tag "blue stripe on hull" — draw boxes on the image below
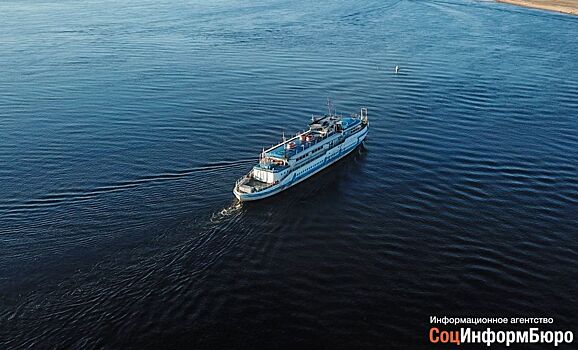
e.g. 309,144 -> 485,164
293,137 -> 360,182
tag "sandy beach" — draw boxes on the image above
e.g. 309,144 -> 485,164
497,0 -> 578,15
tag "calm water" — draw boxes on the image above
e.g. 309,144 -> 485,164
1,0 -> 577,348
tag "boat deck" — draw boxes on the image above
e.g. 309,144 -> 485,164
254,162 -> 288,171
245,177 -> 269,188
266,132 -> 323,159
341,117 -> 360,130
266,117 -> 359,159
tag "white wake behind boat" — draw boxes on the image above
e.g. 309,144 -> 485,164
233,105 -> 368,201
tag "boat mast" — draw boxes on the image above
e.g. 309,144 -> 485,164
327,97 -> 333,116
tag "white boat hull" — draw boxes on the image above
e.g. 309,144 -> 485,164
234,125 -> 368,201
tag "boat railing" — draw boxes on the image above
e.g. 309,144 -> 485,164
236,169 -> 253,186
235,168 -> 281,193
247,168 -> 296,193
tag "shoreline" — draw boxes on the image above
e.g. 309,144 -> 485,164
497,0 -> 578,15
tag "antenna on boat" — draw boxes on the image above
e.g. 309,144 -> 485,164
327,97 -> 333,116
282,132 -> 286,142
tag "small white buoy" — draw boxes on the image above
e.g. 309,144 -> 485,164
395,65 -> 399,74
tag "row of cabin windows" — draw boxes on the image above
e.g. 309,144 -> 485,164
294,133 -> 357,177
295,145 -> 327,161
297,158 -> 323,176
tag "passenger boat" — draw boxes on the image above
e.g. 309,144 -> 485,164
233,105 -> 368,201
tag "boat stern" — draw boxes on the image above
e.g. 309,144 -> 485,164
233,184 -> 274,202
233,172 -> 284,201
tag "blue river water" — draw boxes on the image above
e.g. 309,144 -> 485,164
1,0 -> 577,348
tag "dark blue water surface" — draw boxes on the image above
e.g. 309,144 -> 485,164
1,0 -> 577,348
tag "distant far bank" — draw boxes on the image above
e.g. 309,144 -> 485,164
497,0 -> 578,15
